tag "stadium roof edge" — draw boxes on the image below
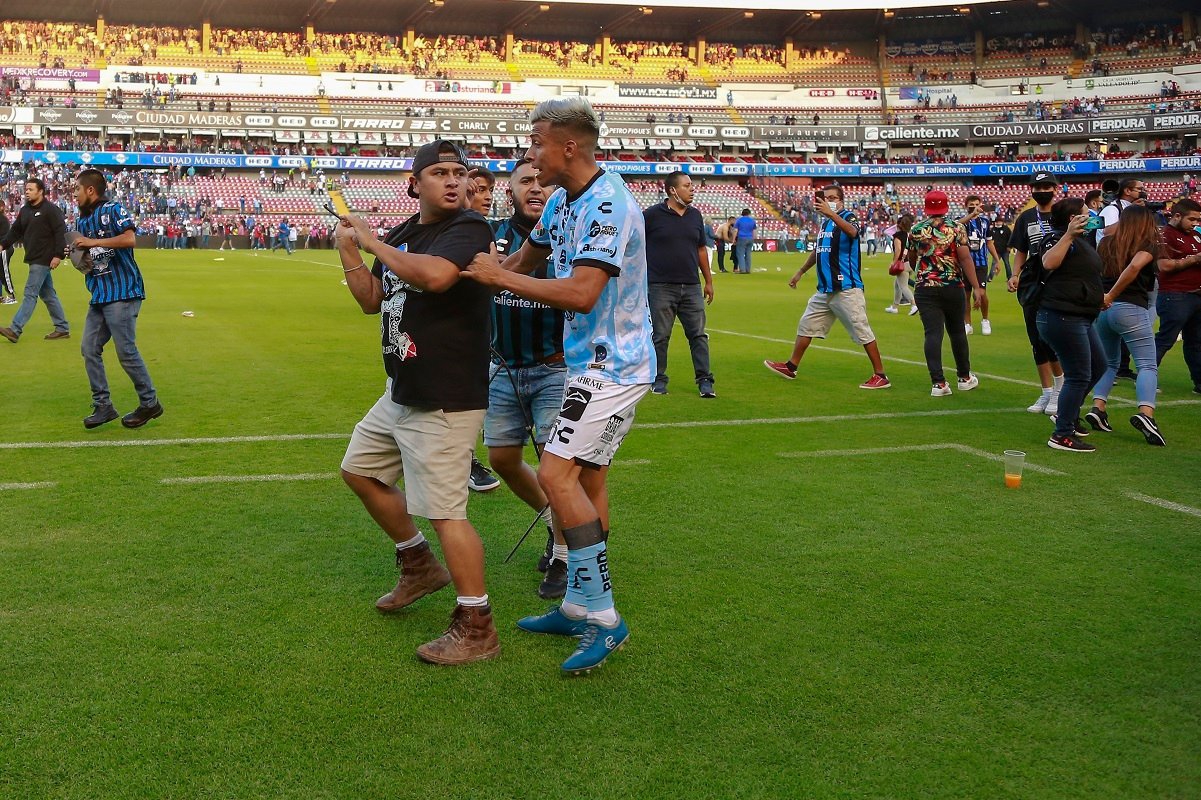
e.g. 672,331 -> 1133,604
518,0 -> 1010,10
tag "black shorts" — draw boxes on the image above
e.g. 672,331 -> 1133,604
964,267 -> 990,289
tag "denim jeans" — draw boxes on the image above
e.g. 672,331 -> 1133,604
1155,291 -> 1201,388
648,282 -> 712,387
483,361 -> 568,447
1092,302 -> 1157,407
11,262 -> 69,336
734,239 -> 752,273
1036,309 -> 1106,437
914,285 -> 970,384
82,300 -> 157,408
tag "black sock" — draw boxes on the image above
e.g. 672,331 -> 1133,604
786,361 -> 797,371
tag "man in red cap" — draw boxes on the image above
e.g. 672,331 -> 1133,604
908,189 -> 985,396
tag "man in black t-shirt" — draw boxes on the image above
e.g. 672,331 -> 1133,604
990,217 -> 1012,280
336,140 -> 499,666
1006,172 -> 1064,415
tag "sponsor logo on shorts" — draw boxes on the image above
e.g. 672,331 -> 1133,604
560,386 -> 593,421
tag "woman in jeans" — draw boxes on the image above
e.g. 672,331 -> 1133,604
1035,197 -> 1106,452
908,191 -> 985,396
885,214 -> 917,315
1086,205 -> 1166,445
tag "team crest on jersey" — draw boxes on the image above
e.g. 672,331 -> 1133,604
101,214 -> 110,225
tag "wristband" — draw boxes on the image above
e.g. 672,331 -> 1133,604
343,263 -> 366,274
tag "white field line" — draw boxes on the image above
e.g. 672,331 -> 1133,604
161,472 -> 334,486
639,406 -> 1021,429
708,326 -> 1199,408
0,433 -> 349,451
1124,492 -> 1201,519
778,442 -> 1067,476
0,481 -> 58,490
0,409 -> 1026,451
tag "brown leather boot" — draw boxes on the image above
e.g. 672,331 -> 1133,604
416,604 -> 500,665
375,541 -> 452,613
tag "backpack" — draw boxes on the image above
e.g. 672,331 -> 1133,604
1015,247 -> 1048,307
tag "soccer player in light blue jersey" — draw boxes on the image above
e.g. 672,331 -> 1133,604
465,96 -> 654,675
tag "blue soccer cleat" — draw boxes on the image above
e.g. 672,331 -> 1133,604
561,616 -> 629,676
516,606 -> 588,637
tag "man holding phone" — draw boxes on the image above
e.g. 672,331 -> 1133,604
960,195 -> 1000,335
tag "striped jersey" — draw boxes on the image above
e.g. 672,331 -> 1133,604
814,209 -> 863,293
491,215 -> 564,369
964,216 -> 992,268
529,169 -> 655,385
75,200 -> 144,305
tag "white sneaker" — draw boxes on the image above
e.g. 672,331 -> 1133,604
908,305 -> 920,316
931,382 -> 952,397
957,374 -> 980,391
965,324 -> 973,335
884,305 -> 898,314
1027,393 -> 1051,413
1045,391 -> 1059,416
981,319 -> 992,335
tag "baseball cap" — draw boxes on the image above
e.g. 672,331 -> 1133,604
1029,171 -> 1057,186
65,231 -> 94,274
924,190 -> 949,216
407,139 -> 471,198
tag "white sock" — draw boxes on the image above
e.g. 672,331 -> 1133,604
539,506 -> 553,524
588,607 -> 619,626
457,594 -> 489,608
395,532 -> 426,551
1053,375 -> 1064,391
1041,387 -> 1052,397
552,543 -> 568,562
560,601 -> 586,619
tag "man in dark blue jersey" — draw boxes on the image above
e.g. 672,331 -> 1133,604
485,162 -> 568,599
70,169 -> 163,430
764,185 -> 890,389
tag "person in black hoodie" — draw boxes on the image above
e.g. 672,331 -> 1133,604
1035,197 -> 1106,452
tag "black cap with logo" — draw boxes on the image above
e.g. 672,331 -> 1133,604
407,139 -> 471,198
1029,171 -> 1057,186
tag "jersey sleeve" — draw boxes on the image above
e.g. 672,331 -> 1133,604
529,193 -> 559,248
571,197 -> 630,276
107,203 -> 136,235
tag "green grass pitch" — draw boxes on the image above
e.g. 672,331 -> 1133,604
1,247 -> 1198,799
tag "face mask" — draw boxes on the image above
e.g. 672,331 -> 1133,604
1032,191 -> 1054,205
1194,226 -> 1201,236
1137,191 -> 1148,201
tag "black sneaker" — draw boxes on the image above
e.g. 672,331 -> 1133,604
538,558 -> 567,600
1084,407 -> 1112,432
121,402 -> 163,429
1047,433 -> 1096,452
84,404 -> 119,429
1130,413 -> 1166,446
698,378 -> 716,398
537,526 -> 554,573
1050,414 -> 1090,436
468,456 -> 500,492
1115,368 -> 1137,382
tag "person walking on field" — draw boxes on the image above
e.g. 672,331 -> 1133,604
733,208 -> 756,273
645,171 -> 716,398
764,185 -> 890,389
907,190 -> 983,397
0,178 -> 71,343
